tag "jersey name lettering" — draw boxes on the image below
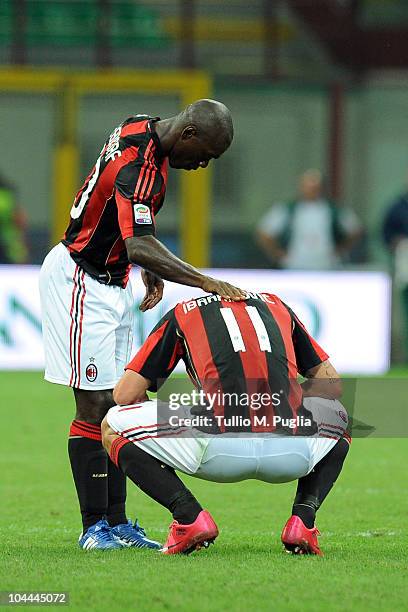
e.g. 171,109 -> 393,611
104,126 -> 122,162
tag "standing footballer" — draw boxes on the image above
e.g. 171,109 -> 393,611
39,99 -> 245,550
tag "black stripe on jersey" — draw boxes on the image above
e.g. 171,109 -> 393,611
115,131 -> 155,202
284,304 -> 326,375
122,115 -> 151,126
176,330 -> 201,389
248,299 -> 295,423
80,195 -> 122,274
125,424 -> 186,441
67,150 -> 111,245
121,116 -> 163,158
115,156 -> 148,202
199,303 -> 251,432
65,131 -> 149,247
121,114 -> 156,127
65,161 -> 103,247
135,309 -> 181,388
71,270 -> 84,388
147,168 -> 164,210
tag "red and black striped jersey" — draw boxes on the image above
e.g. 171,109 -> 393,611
62,116 -> 168,287
127,292 -> 329,433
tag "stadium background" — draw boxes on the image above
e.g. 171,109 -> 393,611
1,2 -> 407,610
1,0 -> 408,366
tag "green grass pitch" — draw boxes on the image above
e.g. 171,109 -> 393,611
1,372 -> 407,611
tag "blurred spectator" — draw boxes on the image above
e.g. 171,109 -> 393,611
256,169 -> 362,270
0,175 -> 28,264
382,182 -> 408,360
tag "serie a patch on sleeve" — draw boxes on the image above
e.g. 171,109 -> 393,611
134,204 -> 152,224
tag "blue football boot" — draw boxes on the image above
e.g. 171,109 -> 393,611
78,519 -> 123,551
111,519 -> 162,549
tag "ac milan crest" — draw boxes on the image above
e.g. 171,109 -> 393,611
86,362 -> 98,382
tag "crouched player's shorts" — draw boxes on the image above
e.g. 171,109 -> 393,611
106,397 -> 349,484
39,243 -> 134,390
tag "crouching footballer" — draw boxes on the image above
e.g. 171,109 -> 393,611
102,291 -> 351,555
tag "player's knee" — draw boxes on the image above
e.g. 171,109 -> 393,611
332,399 -> 348,425
74,389 -> 114,424
311,397 -> 349,432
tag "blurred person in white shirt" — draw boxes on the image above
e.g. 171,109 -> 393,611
256,169 -> 362,270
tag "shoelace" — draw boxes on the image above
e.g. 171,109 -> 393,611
133,520 -> 146,536
95,523 -> 115,543
121,520 -> 146,538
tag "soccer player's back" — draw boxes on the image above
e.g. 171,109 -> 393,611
130,291 -> 328,433
106,290 -> 350,555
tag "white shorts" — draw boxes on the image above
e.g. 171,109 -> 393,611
39,243 -> 134,390
106,397 -> 349,484
107,401 -> 209,474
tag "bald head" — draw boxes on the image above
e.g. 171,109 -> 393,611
183,99 -> 234,150
159,98 -> 234,170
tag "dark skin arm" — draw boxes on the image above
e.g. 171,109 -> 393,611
125,235 -> 246,301
139,269 -> 164,312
